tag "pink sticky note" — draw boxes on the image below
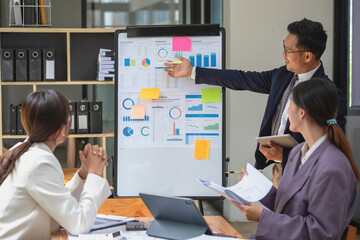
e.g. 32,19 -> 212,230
172,37 -> 192,51
130,105 -> 146,119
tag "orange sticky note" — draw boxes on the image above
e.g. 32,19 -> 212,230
195,139 -> 210,160
130,105 -> 145,119
173,37 -> 192,51
140,88 -> 160,99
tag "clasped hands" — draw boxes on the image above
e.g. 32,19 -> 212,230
77,143 -> 108,179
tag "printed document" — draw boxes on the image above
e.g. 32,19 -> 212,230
198,163 -> 272,205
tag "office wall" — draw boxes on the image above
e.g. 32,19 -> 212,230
223,0 -> 334,222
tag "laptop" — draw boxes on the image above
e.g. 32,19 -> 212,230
139,193 -> 234,240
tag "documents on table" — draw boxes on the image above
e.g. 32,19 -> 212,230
68,232 -> 124,239
68,214 -> 137,239
91,214 -> 137,232
198,163 -> 272,206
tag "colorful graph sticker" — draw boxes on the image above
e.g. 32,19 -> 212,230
123,127 -> 134,137
169,107 -> 182,119
130,105 -> 146,119
172,37 -> 192,51
140,88 -> 160,99
201,88 -> 221,103
158,48 -> 168,58
194,139 -> 210,160
122,98 -> 134,110
141,126 -> 150,136
142,58 -> 151,67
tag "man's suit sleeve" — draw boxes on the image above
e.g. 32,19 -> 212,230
195,67 -> 273,94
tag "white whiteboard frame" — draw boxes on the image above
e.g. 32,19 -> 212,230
114,25 -> 226,198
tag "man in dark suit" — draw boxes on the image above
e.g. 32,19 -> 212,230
164,18 -> 346,186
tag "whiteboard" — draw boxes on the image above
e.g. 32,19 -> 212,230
114,26 -> 225,197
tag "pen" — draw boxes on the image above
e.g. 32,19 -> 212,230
169,60 -> 183,64
225,169 -> 263,174
164,60 -> 183,65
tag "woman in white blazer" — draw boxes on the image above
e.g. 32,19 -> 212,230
0,90 -> 111,240
232,78 -> 359,239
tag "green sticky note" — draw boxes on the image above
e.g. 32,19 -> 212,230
201,88 -> 221,103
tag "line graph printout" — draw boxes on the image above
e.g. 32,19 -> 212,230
118,93 -> 222,148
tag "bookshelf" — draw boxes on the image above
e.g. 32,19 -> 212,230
0,28 -> 118,179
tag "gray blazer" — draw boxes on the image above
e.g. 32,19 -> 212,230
255,138 -> 357,240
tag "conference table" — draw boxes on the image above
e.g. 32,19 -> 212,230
58,169 -> 244,239
57,198 -> 244,239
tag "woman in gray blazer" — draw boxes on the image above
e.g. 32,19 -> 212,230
232,78 -> 360,240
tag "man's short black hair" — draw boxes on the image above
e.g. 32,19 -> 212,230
287,18 -> 327,60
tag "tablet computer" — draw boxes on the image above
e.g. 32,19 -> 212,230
139,193 -> 211,239
256,134 -> 298,148
139,193 -> 234,239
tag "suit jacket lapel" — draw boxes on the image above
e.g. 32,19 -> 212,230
312,62 -> 325,78
275,139 -> 331,213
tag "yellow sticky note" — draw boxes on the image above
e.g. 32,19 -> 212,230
130,105 -> 146,119
140,88 -> 160,99
201,88 -> 221,103
195,139 -> 210,160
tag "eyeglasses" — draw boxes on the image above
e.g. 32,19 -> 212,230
283,40 -> 306,56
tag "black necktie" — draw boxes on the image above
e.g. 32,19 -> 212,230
272,74 -> 299,135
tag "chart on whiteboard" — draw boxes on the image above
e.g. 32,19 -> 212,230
117,34 -> 222,92
117,34 -> 223,149
117,92 -> 222,149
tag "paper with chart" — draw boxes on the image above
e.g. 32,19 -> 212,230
117,34 -> 222,92
198,163 -> 272,204
118,92 -> 222,148
117,33 -> 223,149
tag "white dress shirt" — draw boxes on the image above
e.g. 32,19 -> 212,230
0,142 -> 111,240
299,134 -> 327,168
276,64 -> 320,135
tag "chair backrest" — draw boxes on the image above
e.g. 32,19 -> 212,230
342,225 -> 357,240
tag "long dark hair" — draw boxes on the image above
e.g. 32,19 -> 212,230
0,90 -> 70,185
293,78 -> 360,181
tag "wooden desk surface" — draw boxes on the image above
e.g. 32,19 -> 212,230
58,199 -> 244,239
61,170 -> 244,239
63,168 -> 78,184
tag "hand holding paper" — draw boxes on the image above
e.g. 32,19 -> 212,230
198,163 -> 272,206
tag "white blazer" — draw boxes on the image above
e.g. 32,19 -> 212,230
0,142 -> 111,240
